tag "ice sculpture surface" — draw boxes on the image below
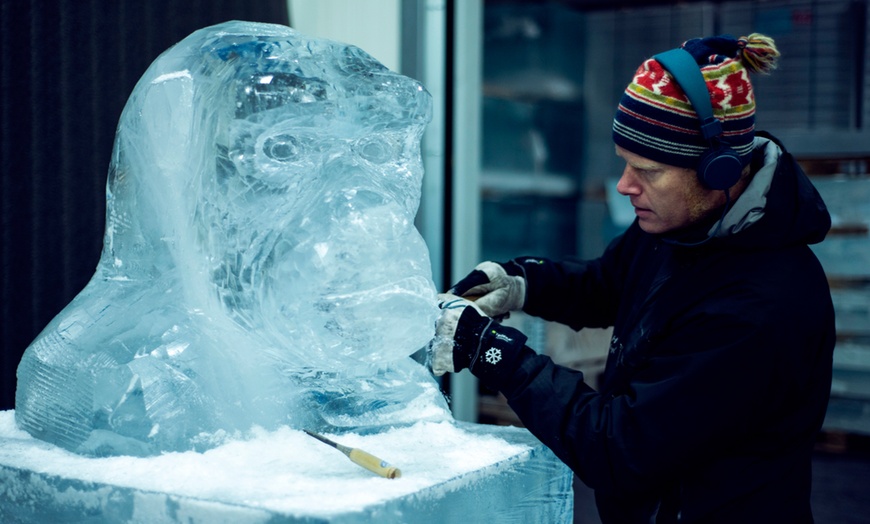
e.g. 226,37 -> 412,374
0,412 -> 575,522
15,21 -> 449,457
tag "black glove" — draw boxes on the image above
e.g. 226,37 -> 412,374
431,294 -> 527,383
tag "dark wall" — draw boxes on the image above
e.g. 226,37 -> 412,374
0,0 -> 289,410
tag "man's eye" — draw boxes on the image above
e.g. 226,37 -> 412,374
636,168 -> 660,178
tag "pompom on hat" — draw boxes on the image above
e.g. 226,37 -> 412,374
612,33 -> 780,170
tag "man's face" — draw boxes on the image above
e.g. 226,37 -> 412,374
615,145 -> 722,235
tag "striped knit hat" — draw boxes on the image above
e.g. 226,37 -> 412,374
612,34 -> 780,170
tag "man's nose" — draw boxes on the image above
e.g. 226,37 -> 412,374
615,166 -> 641,196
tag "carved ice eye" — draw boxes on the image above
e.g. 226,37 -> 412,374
263,134 -> 300,162
354,136 -> 393,164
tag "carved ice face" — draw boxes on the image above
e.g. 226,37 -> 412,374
204,36 -> 437,368
110,27 -> 438,368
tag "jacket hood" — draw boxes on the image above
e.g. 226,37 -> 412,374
713,132 -> 831,250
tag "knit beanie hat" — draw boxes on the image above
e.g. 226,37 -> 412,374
612,33 -> 780,170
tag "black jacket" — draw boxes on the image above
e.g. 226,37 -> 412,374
469,134 -> 836,523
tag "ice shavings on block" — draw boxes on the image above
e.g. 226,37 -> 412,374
0,411 -> 532,517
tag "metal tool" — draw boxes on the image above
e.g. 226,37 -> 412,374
303,429 -> 402,479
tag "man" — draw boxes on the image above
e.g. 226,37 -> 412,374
432,34 -> 835,523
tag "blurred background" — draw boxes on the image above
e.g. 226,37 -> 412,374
2,1 -> 869,522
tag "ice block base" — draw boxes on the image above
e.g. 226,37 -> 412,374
0,411 -> 572,523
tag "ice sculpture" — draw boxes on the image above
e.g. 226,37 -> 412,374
15,21 -> 450,457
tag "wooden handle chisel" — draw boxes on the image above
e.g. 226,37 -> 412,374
303,429 -> 402,479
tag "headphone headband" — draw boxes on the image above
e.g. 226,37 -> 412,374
653,48 -> 722,141
652,48 -> 742,190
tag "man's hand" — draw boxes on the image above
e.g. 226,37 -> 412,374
430,293 -> 528,386
449,261 -> 526,319
431,294 -> 490,376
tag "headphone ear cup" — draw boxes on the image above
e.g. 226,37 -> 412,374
697,145 -> 743,190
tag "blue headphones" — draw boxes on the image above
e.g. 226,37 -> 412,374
653,48 -> 743,190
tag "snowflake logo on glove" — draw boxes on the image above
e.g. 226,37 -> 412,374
485,347 -> 502,365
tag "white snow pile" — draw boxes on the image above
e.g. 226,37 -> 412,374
0,411 -> 531,517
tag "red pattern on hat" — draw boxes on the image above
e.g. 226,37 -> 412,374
706,60 -> 753,115
613,34 -> 779,169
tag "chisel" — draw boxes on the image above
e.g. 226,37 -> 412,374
303,429 -> 402,479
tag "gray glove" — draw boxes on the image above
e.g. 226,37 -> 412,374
449,261 -> 526,319
430,293 -> 528,384
431,293 -> 488,376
